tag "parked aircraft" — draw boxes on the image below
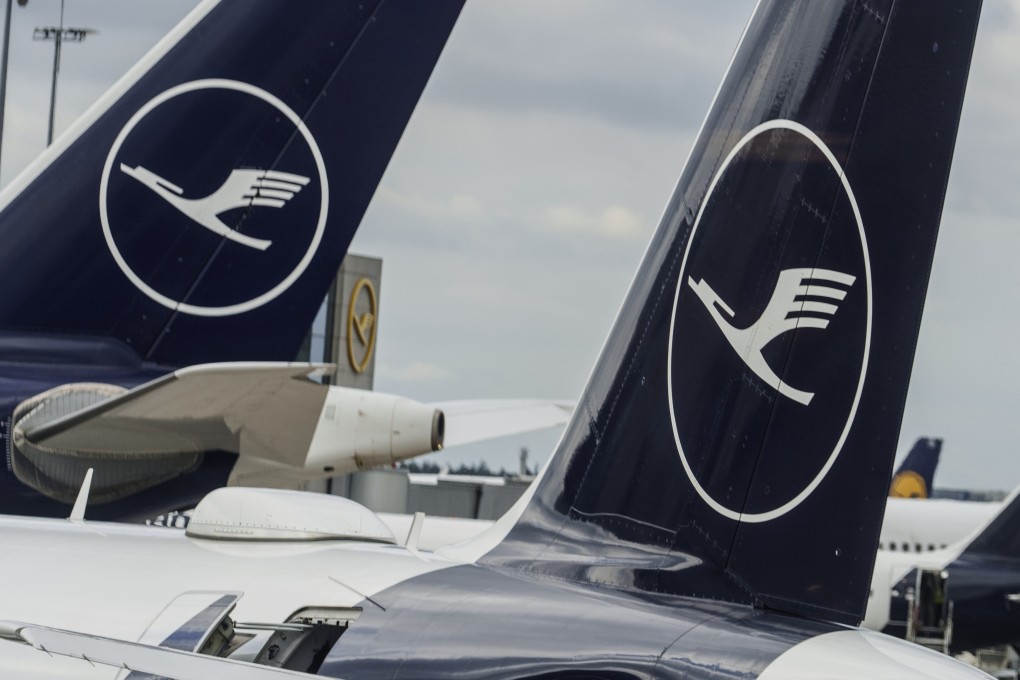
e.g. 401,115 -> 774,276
0,0 -> 989,678
0,0 -> 466,520
867,483 -> 1020,653
881,496 -> 998,554
880,438 -> 1002,553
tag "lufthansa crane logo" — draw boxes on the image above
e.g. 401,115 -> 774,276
689,267 -> 856,405
120,165 -> 310,251
99,79 -> 329,317
889,471 -> 928,499
346,277 -> 378,374
667,119 -> 872,523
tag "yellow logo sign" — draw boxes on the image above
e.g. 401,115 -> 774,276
889,470 -> 928,499
346,277 -> 378,374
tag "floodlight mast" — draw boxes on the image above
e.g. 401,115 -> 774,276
32,0 -> 95,146
0,0 -> 11,178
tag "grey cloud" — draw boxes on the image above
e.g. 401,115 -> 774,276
424,0 -> 756,132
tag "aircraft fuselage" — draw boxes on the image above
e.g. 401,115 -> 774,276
0,512 -> 874,679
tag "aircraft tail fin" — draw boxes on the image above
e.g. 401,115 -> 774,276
959,486 -> 1020,560
890,438 -> 943,498
0,0 -> 464,366
480,0 -> 982,627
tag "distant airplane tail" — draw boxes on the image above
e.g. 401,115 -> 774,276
890,437 -> 943,498
0,0 -> 464,366
475,0 -> 981,627
958,485 -> 1020,560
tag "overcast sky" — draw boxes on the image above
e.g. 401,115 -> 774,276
1,1 -> 1017,489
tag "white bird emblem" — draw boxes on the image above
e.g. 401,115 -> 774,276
120,164 -> 310,251
688,267 -> 856,405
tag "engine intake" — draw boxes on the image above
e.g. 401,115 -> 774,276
11,383 -> 201,505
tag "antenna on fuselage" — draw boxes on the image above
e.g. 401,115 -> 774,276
68,467 -> 93,522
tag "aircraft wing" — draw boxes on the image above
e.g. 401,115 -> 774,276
10,363 -> 444,503
0,621 -> 318,680
22,362 -> 332,468
436,399 -> 574,448
25,381 -> 571,460
19,365 -> 568,485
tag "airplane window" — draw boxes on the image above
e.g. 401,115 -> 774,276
879,543 -> 885,550
901,543 -> 909,552
928,544 -> 935,552
889,543 -> 896,551
915,543 -> 921,553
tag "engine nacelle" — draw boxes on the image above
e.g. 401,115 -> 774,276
304,386 -> 444,474
11,373 -> 445,501
11,383 -> 202,504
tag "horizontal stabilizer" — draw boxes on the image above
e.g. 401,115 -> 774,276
0,620 -> 316,680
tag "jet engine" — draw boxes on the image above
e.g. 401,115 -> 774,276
11,382 -> 202,504
10,364 -> 445,504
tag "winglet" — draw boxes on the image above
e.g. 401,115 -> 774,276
68,468 -> 93,522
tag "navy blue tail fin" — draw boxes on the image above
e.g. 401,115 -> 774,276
890,438 -> 943,498
483,0 -> 981,626
959,486 -> 1020,560
0,0 -> 463,366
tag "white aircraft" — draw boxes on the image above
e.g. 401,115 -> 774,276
0,0 -> 992,678
879,438 -> 1002,554
880,497 -> 999,554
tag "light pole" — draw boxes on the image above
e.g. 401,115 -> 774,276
0,0 -> 15,178
32,0 -> 93,146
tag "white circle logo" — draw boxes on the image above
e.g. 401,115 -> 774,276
666,119 -> 872,523
99,79 -> 329,317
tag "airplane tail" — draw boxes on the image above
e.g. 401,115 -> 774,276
890,437 -> 943,498
0,0 -> 464,366
958,486 -> 1020,560
479,0 -> 981,626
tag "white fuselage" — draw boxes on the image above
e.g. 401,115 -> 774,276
879,497 -> 998,554
0,510 -> 992,680
0,514 -> 452,678
0,494 -> 1000,676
